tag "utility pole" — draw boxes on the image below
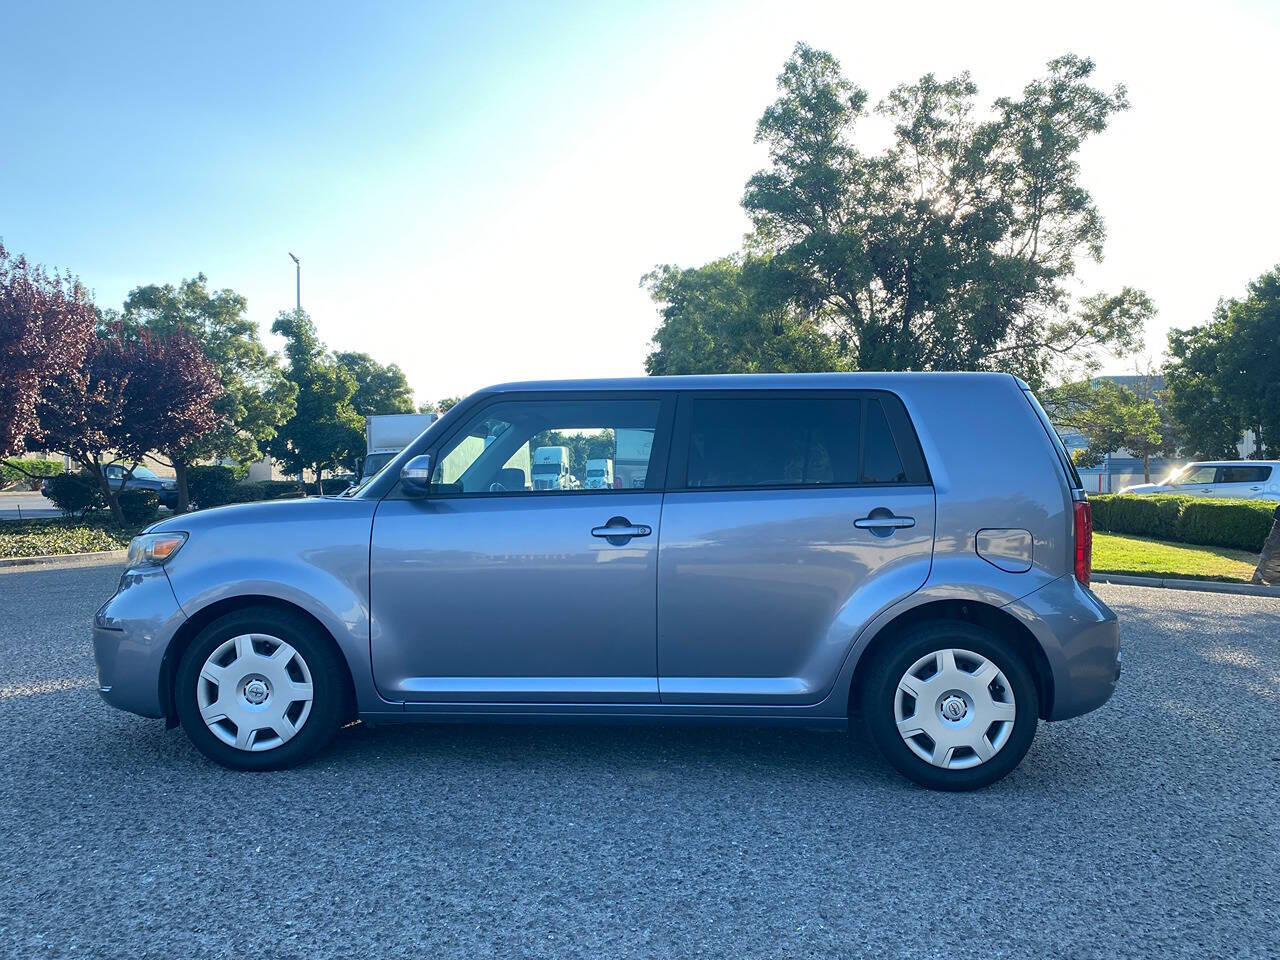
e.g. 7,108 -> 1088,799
288,252 -> 300,312
288,252 -> 304,486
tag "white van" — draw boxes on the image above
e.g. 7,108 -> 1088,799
584,458 -> 613,489
531,446 -> 573,490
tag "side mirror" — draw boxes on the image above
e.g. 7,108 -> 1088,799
399,454 -> 433,496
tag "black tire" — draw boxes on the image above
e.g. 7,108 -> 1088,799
860,620 -> 1039,791
175,605 -> 347,771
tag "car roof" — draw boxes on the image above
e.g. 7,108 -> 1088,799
476,371 -> 1021,394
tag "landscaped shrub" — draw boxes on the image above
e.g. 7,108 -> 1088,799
1,458 -> 62,490
117,489 -> 160,525
319,476 -> 354,495
1090,494 -> 1278,553
1177,499 -> 1277,553
258,480 -> 307,500
1089,494 -> 1188,541
187,465 -> 240,509
43,473 -> 104,518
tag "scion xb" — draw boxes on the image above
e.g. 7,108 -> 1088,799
94,373 -> 1119,790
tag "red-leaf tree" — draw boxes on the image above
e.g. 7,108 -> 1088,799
0,243 -> 96,460
32,326 -> 222,524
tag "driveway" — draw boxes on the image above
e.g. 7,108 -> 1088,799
0,558 -> 1276,959
0,491 -> 58,520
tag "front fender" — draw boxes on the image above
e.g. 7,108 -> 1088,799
159,498 -> 391,712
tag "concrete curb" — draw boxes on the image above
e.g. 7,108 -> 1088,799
1094,572 -> 1280,597
0,549 -> 127,569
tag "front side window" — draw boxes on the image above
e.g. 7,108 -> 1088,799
686,397 -> 864,489
429,398 -> 660,495
1218,465 -> 1272,484
1174,465 -> 1218,485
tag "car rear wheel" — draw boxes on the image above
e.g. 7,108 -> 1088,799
175,606 -> 347,770
861,620 -> 1039,791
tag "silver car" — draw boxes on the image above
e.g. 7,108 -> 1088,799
1119,460 -> 1280,499
94,373 -> 1119,790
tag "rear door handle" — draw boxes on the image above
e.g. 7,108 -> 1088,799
592,516 -> 652,543
854,515 -> 916,529
854,511 -> 916,538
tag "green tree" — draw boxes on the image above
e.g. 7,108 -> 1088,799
647,46 -> 1148,387
421,396 -> 462,415
1164,265 -> 1280,458
644,258 -> 848,374
266,310 -> 364,492
334,351 -> 415,416
121,275 -> 296,511
1055,380 -> 1165,481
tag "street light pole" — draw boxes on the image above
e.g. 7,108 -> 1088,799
288,252 -> 300,312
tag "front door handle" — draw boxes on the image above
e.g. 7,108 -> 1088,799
854,511 -> 916,538
592,516 -> 652,544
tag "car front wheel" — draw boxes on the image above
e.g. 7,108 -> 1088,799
175,606 -> 347,770
862,620 -> 1039,791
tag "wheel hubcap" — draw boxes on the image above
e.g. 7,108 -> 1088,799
196,634 -> 314,752
893,647 -> 1016,770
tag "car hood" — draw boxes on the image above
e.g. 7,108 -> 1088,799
147,495 -> 374,534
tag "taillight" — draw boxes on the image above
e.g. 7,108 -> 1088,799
1073,500 -> 1093,586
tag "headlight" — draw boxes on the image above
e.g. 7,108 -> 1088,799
126,532 -> 187,568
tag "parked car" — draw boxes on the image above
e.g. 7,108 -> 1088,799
45,464 -> 177,508
93,373 -> 1119,790
1119,461 -> 1280,499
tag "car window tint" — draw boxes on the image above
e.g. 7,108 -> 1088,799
430,399 -> 660,495
686,397 -> 861,488
1218,465 -> 1271,484
861,399 -> 906,483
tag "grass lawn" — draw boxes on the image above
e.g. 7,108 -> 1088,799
1093,531 -> 1259,583
0,518 -> 142,559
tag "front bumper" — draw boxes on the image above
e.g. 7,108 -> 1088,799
93,567 -> 188,718
1006,575 -> 1121,721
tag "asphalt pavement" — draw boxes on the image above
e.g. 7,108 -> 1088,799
0,558 -> 1276,959
0,491 -> 58,520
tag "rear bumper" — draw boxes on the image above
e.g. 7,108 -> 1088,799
1006,575 -> 1121,721
93,568 -> 187,719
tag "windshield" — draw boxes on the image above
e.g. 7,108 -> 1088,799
532,464 -> 561,475
361,452 -> 396,479
128,466 -> 160,481
1158,465 -> 1189,486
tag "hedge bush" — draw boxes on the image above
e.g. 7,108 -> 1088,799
1090,494 -> 1278,553
43,473 -> 104,517
259,480 -> 307,500
187,465 -> 240,509
1,458 -> 62,490
117,489 -> 160,525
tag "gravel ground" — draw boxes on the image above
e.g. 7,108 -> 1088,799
1,558 -> 1277,959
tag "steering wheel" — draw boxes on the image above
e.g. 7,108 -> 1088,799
488,481 -> 507,492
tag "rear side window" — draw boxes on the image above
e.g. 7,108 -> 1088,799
1218,465 -> 1272,484
687,397 -> 861,488
680,393 -> 921,490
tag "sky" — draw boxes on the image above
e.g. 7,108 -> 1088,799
4,0 -> 1279,403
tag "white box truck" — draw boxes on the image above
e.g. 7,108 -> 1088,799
362,413 -> 436,481
584,458 -> 613,489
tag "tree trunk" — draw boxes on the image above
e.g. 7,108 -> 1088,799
1143,453 -> 1151,483
1253,508 -> 1280,586
174,458 -> 190,514
90,460 -> 125,525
